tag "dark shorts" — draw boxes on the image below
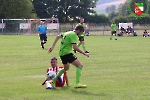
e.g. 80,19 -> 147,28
111,31 -> 116,34
79,36 -> 84,41
40,34 -> 47,41
60,53 -> 77,64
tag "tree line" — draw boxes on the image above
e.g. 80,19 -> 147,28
0,0 -> 150,24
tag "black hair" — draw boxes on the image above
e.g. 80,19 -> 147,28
75,25 -> 84,32
51,57 -> 57,60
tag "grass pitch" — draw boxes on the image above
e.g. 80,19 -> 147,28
0,35 -> 150,100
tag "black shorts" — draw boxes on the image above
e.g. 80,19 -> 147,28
40,34 -> 47,41
60,53 -> 77,64
79,36 -> 84,41
111,31 -> 116,34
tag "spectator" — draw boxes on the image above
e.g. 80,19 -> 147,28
126,26 -> 133,34
143,30 -> 149,37
148,32 -> 150,37
118,26 -> 126,36
126,26 -> 137,36
71,25 -> 74,31
85,29 -> 90,36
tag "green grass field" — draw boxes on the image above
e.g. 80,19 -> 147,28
0,35 -> 150,100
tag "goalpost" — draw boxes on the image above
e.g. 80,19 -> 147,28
119,22 -> 133,29
46,18 -> 60,35
0,18 -> 60,35
0,19 -> 5,34
22,18 -> 60,35
19,19 -> 31,35
118,22 -> 135,36
0,19 -> 31,35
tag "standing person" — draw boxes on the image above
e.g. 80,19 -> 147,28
41,57 -> 69,89
110,21 -> 117,40
71,25 -> 74,31
74,18 -> 89,54
48,26 -> 89,88
37,21 -> 47,49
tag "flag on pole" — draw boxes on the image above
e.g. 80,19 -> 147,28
134,3 -> 144,16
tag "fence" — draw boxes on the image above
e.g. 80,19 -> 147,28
0,18 -> 60,35
0,19 -> 150,36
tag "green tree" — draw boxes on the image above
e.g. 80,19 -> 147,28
112,16 -> 128,24
117,2 -> 130,16
88,14 -> 110,23
0,0 -> 36,18
32,0 -> 98,23
127,14 -> 150,24
106,5 -> 116,13
108,11 -> 118,20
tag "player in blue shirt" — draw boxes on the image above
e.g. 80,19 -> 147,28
37,21 -> 47,49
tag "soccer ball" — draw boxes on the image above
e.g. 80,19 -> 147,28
46,71 -> 56,80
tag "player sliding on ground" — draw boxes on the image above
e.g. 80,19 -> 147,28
48,25 -> 89,88
41,57 -> 69,89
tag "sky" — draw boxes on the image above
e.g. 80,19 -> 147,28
94,0 -> 126,14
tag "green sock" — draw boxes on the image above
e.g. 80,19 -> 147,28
76,67 -> 82,85
82,44 -> 86,52
53,69 -> 65,83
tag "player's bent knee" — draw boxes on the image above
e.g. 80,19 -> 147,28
78,64 -> 83,68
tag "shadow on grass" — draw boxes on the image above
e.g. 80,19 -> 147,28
71,89 -> 106,97
59,86 -> 70,90
51,86 -> 70,91
52,86 -> 106,97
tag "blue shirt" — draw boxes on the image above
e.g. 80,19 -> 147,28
127,27 -> 134,32
37,25 -> 47,34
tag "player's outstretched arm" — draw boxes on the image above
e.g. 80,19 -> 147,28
72,44 -> 89,57
48,35 -> 62,53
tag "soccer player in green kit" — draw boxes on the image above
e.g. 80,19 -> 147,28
48,26 -> 89,88
74,18 -> 89,54
110,21 -> 117,40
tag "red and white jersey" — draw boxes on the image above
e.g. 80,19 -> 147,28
46,66 -> 67,87
46,66 -> 61,73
